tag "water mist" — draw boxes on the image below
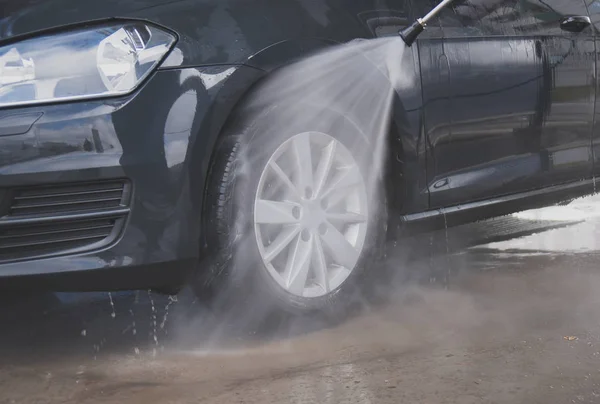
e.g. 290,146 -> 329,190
229,38 -> 414,309
172,37 -> 418,351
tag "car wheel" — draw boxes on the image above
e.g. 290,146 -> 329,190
198,106 -> 388,317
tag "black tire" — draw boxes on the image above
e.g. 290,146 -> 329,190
196,105 -> 388,318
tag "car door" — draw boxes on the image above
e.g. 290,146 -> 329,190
427,0 -> 595,209
584,0 -> 600,181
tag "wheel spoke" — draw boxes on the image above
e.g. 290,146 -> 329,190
291,134 -> 314,193
263,225 -> 301,262
320,165 -> 361,202
312,236 -> 330,294
326,211 -> 367,225
319,223 -> 360,270
324,185 -> 355,210
329,266 -> 352,289
313,140 -> 336,198
269,161 -> 300,200
286,235 -> 313,295
255,199 -> 301,224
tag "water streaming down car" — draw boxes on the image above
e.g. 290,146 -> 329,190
0,0 -> 598,315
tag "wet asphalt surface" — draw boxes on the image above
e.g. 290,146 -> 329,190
3,198 -> 600,403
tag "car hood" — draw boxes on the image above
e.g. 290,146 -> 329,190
0,0 -> 178,42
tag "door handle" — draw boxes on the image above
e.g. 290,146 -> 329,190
560,15 -> 591,33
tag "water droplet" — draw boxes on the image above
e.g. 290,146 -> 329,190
108,292 -> 116,319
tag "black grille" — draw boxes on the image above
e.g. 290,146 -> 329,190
0,217 -> 121,263
8,180 -> 127,217
0,180 -> 130,263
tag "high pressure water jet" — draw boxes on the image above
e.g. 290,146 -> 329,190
399,0 -> 456,46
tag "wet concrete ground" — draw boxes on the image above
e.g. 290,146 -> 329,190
3,197 -> 600,403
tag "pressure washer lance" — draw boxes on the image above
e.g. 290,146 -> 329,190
399,0 -> 456,46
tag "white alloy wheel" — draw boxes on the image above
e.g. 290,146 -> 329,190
253,131 -> 369,298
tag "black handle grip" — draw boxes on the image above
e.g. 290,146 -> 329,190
399,20 -> 425,47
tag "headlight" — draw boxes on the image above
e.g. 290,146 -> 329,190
0,23 -> 176,108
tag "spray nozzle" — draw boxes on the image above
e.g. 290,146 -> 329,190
399,0 -> 456,47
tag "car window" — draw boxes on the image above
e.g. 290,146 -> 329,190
435,0 -> 590,36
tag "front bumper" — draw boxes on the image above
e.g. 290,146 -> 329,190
0,65 -> 259,291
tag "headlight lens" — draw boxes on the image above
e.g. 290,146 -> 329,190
0,23 -> 176,108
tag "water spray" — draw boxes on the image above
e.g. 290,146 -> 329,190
399,0 -> 456,46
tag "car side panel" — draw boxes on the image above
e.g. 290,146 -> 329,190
427,0 -> 594,209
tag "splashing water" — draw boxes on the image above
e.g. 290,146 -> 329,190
175,38 -> 416,348
442,212 -> 450,289
220,37 -> 415,305
108,292 -> 116,318
147,290 -> 158,351
242,37 -> 411,200
129,308 -> 137,336
160,295 -> 177,331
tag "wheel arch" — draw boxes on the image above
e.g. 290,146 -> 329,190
192,38 -> 422,258
192,39 -> 347,257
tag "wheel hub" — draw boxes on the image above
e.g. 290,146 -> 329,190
300,200 -> 326,231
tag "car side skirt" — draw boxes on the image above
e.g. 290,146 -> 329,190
398,178 -> 596,234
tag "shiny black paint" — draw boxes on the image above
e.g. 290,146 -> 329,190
0,0 -> 597,290
0,112 -> 42,136
422,0 -> 595,208
0,65 -> 263,289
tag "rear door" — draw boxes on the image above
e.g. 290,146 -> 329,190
428,0 -> 594,208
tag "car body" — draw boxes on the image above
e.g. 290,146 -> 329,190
0,0 -> 598,311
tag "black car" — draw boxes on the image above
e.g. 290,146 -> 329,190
0,0 -> 597,314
